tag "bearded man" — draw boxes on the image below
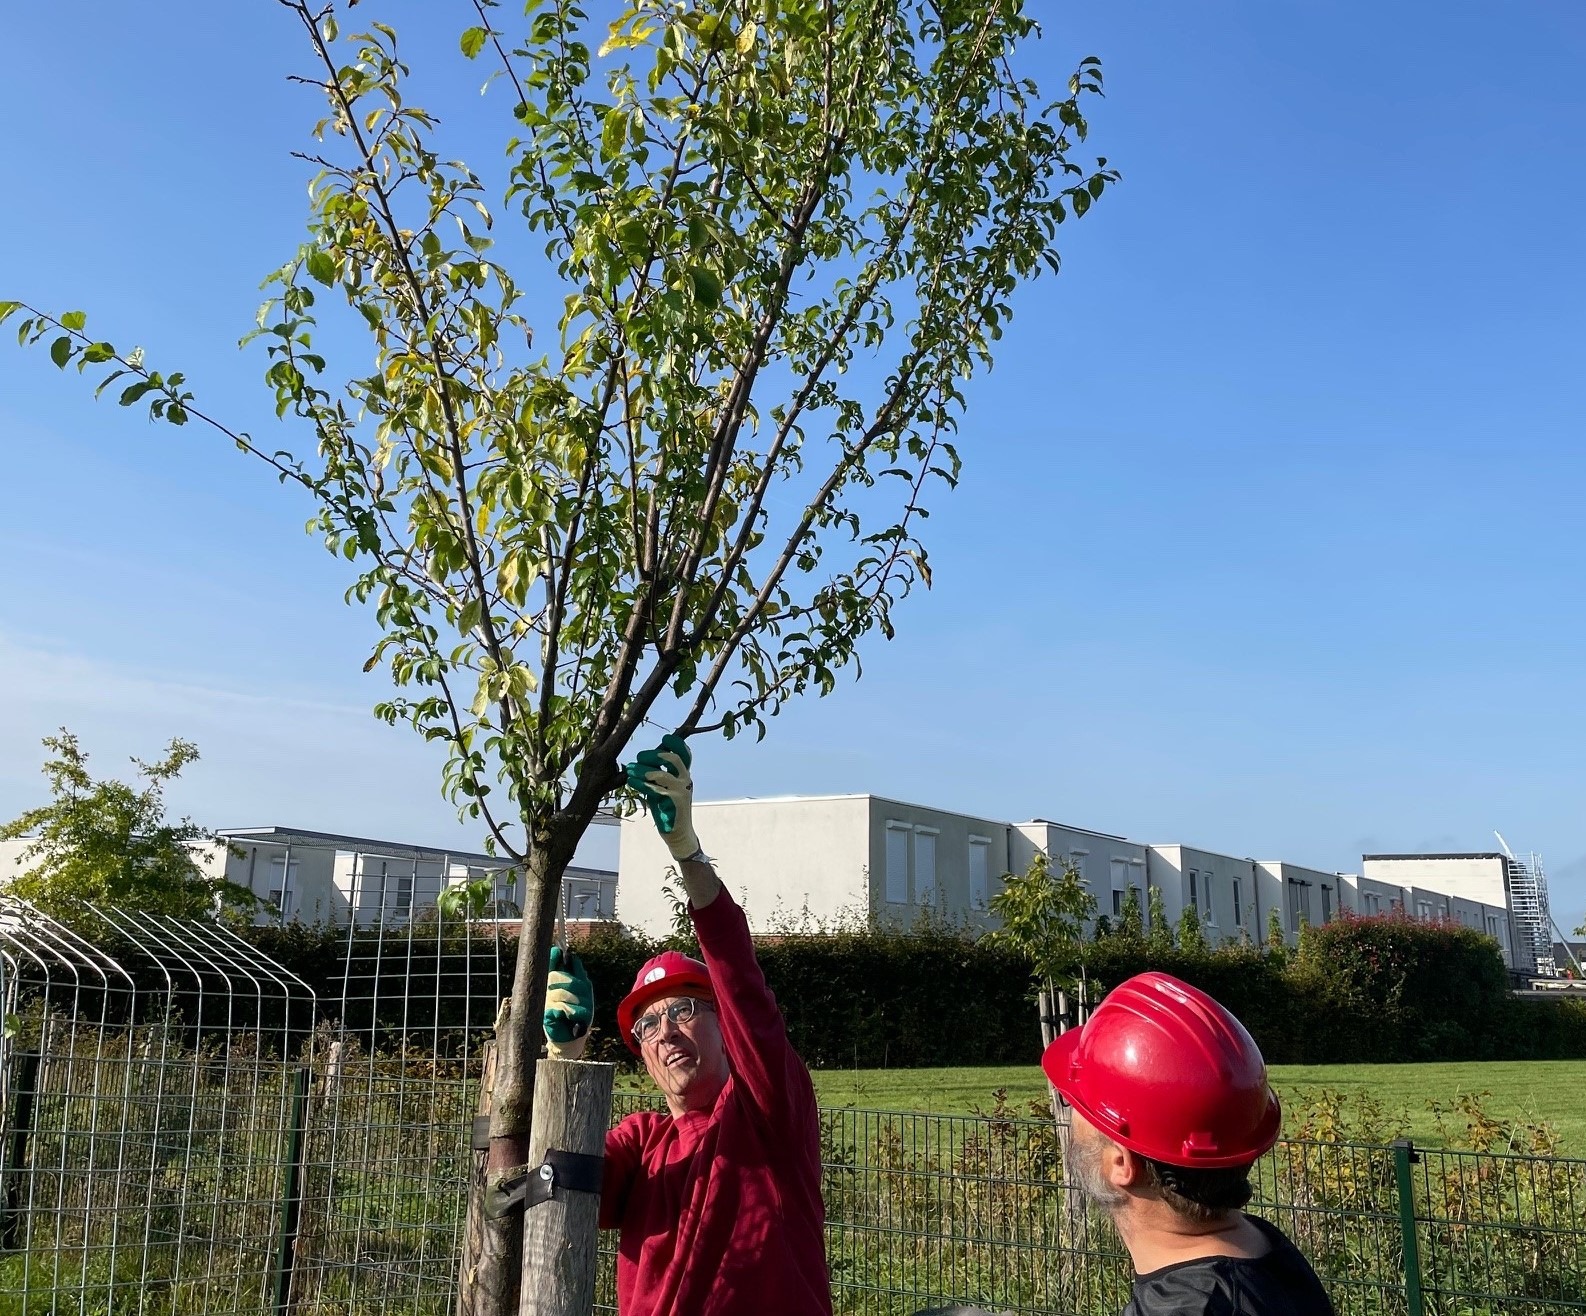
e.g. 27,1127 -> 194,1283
1042,972 -> 1334,1316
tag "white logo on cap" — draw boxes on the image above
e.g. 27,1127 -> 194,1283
643,966 -> 667,985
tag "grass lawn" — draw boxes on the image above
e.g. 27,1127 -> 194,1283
803,1061 -> 1586,1152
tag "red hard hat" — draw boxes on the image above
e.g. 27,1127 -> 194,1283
616,951 -> 714,1054
1041,972 -> 1281,1169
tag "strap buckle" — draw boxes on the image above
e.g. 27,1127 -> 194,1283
483,1149 -> 604,1219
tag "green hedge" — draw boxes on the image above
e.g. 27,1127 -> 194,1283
244,911 -> 1586,1067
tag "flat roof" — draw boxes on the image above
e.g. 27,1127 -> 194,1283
689,792 -> 1012,822
1019,819 -> 1134,843
219,825 -> 615,877
1363,852 -> 1507,862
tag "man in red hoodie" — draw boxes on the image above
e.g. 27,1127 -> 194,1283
542,735 -> 831,1316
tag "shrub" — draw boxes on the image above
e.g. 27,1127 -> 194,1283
1289,911 -> 1513,1062
242,908 -> 1586,1068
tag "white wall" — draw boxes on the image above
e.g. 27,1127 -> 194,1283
1150,846 -> 1258,945
225,841 -> 343,922
1342,873 -> 1407,917
871,799 -> 1011,931
1012,822 -> 1147,933
618,795 -> 873,936
1362,855 -> 1510,909
1255,861 -> 1348,937
0,838 -> 35,886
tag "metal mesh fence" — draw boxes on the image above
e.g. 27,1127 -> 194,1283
0,899 -> 316,1314
287,870 -> 508,1316
2,891 -> 1585,1315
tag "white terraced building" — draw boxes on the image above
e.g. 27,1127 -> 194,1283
0,824 -> 618,930
616,793 -> 1545,974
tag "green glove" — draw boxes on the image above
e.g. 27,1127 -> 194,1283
624,733 -> 701,861
543,946 -> 593,1059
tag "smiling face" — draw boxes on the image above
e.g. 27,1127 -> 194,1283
636,992 -> 730,1116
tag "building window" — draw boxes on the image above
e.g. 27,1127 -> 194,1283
968,837 -> 991,911
1287,880 -> 1307,930
1416,900 -> 1434,920
1321,885 -> 1333,923
395,875 -> 414,913
914,829 -> 938,907
1188,870 -> 1199,912
884,824 -> 910,904
1231,878 -> 1243,927
268,857 -> 299,916
1112,889 -> 1123,918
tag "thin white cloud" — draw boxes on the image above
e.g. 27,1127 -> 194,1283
2,631 -> 502,855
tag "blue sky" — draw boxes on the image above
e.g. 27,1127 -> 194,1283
1,3 -> 1582,929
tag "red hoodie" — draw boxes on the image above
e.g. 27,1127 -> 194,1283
600,886 -> 832,1316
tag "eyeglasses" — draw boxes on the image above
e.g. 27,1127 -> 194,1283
632,996 -> 715,1045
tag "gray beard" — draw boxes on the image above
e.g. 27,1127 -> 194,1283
1067,1129 -> 1129,1212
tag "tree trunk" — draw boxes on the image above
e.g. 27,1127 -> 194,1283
520,1058 -> 615,1315
472,819 -> 586,1316
459,1042 -> 518,1316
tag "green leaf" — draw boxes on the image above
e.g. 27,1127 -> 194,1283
119,380 -> 156,407
460,26 -> 488,58
0,301 -> 20,325
688,267 -> 723,307
601,107 -> 628,160
49,336 -> 73,368
306,249 -> 337,285
61,310 -> 86,331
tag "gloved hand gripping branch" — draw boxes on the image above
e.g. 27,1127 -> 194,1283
543,945 -> 594,1061
624,733 -> 702,862
623,732 -> 723,910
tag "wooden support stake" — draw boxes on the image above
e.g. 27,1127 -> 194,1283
520,1058 -> 614,1316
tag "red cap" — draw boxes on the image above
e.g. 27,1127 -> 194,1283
616,951 -> 713,1054
1041,972 -> 1280,1169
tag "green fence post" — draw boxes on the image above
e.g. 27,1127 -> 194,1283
273,1065 -> 312,1315
1391,1138 -> 1425,1316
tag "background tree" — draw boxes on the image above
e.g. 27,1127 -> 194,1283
1177,902 -> 1208,955
2,0 -> 1112,1302
1146,884 -> 1175,957
988,851 -> 1097,1041
1115,882 -> 1144,944
1267,904 -> 1287,954
0,731 -> 250,925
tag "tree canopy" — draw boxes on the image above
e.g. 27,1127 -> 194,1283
0,731 -> 249,924
2,3 -> 1114,1300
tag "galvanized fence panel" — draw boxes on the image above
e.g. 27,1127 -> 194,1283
286,886 -> 507,1316
0,899 -> 316,1315
1411,1142 -> 1586,1315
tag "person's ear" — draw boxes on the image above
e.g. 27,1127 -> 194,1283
1108,1141 -> 1145,1191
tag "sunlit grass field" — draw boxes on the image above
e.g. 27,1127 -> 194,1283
776,1061 -> 1586,1150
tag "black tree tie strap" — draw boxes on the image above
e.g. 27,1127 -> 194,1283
484,1149 -> 605,1219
